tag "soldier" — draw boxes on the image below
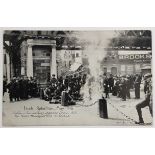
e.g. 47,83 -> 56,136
126,75 -> 131,99
7,77 -> 16,102
77,74 -> 82,86
134,74 -> 141,99
44,86 -> 52,101
19,76 -> 24,99
108,74 -> 114,93
50,74 -> 57,86
22,76 -> 29,100
64,75 -> 69,89
63,87 -> 74,105
49,84 -> 56,103
54,83 -> 63,100
82,74 -> 87,85
72,74 -> 78,85
136,74 -> 152,124
112,77 -> 119,96
68,75 -> 74,92
3,76 -> 7,102
58,76 -> 63,85
120,76 -> 127,101
144,76 -> 149,94
3,76 -> 7,97
116,78 -> 121,97
104,76 -> 109,98
76,81 -> 82,99
14,78 -> 20,101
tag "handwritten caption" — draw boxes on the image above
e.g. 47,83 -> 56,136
13,106 -> 77,118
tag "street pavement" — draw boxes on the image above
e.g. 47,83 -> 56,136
2,89 -> 153,126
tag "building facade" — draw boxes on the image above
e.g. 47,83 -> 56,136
3,30 -> 152,83
20,39 -> 57,83
101,49 -> 152,76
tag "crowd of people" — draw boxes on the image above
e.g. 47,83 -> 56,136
3,74 -> 87,103
43,74 -> 86,103
3,71 -> 152,124
102,73 -> 152,124
3,76 -> 38,102
103,73 -> 143,101
3,72 -> 151,103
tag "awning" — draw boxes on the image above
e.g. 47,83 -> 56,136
118,50 -> 151,55
70,62 -> 82,72
141,65 -> 151,70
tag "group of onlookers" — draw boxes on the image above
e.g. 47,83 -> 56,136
103,73 -> 143,101
3,76 -> 38,102
3,72 -> 152,124
43,74 -> 86,103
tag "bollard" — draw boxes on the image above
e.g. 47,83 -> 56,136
99,98 -> 108,119
61,91 -> 68,106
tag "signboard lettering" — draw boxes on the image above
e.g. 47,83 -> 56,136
119,54 -> 151,60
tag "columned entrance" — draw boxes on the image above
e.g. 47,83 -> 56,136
21,39 -> 57,84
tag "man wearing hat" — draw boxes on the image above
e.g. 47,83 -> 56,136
126,75 -> 131,99
144,73 -> 152,94
120,75 -> 127,101
7,77 -> 16,102
136,74 -> 152,124
134,74 -> 141,99
50,74 -> 57,85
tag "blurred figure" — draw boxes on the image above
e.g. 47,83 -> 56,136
7,77 -> 16,102
108,74 -> 114,93
104,76 -> 109,98
136,74 -> 152,124
120,75 -> 127,101
126,75 -> 131,99
19,76 -> 24,99
50,74 -> 57,85
134,74 -> 141,99
64,75 -> 69,89
14,78 -> 20,101
22,76 -> 29,100
3,76 -> 7,102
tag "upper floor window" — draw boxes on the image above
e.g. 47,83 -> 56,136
76,53 -> 79,57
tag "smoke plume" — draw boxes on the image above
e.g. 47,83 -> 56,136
70,31 -> 117,104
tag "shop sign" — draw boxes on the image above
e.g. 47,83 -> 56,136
119,54 -> 151,60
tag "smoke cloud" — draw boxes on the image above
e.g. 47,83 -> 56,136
70,31 -> 117,104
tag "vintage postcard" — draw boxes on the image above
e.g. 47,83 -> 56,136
2,29 -> 153,126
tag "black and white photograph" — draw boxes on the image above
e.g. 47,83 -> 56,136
2,30 -> 153,126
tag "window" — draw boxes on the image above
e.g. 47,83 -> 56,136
72,54 -> 75,59
46,53 -> 50,56
38,31 -> 41,35
76,53 -> 79,57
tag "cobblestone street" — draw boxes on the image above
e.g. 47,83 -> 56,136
3,88 -> 152,126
